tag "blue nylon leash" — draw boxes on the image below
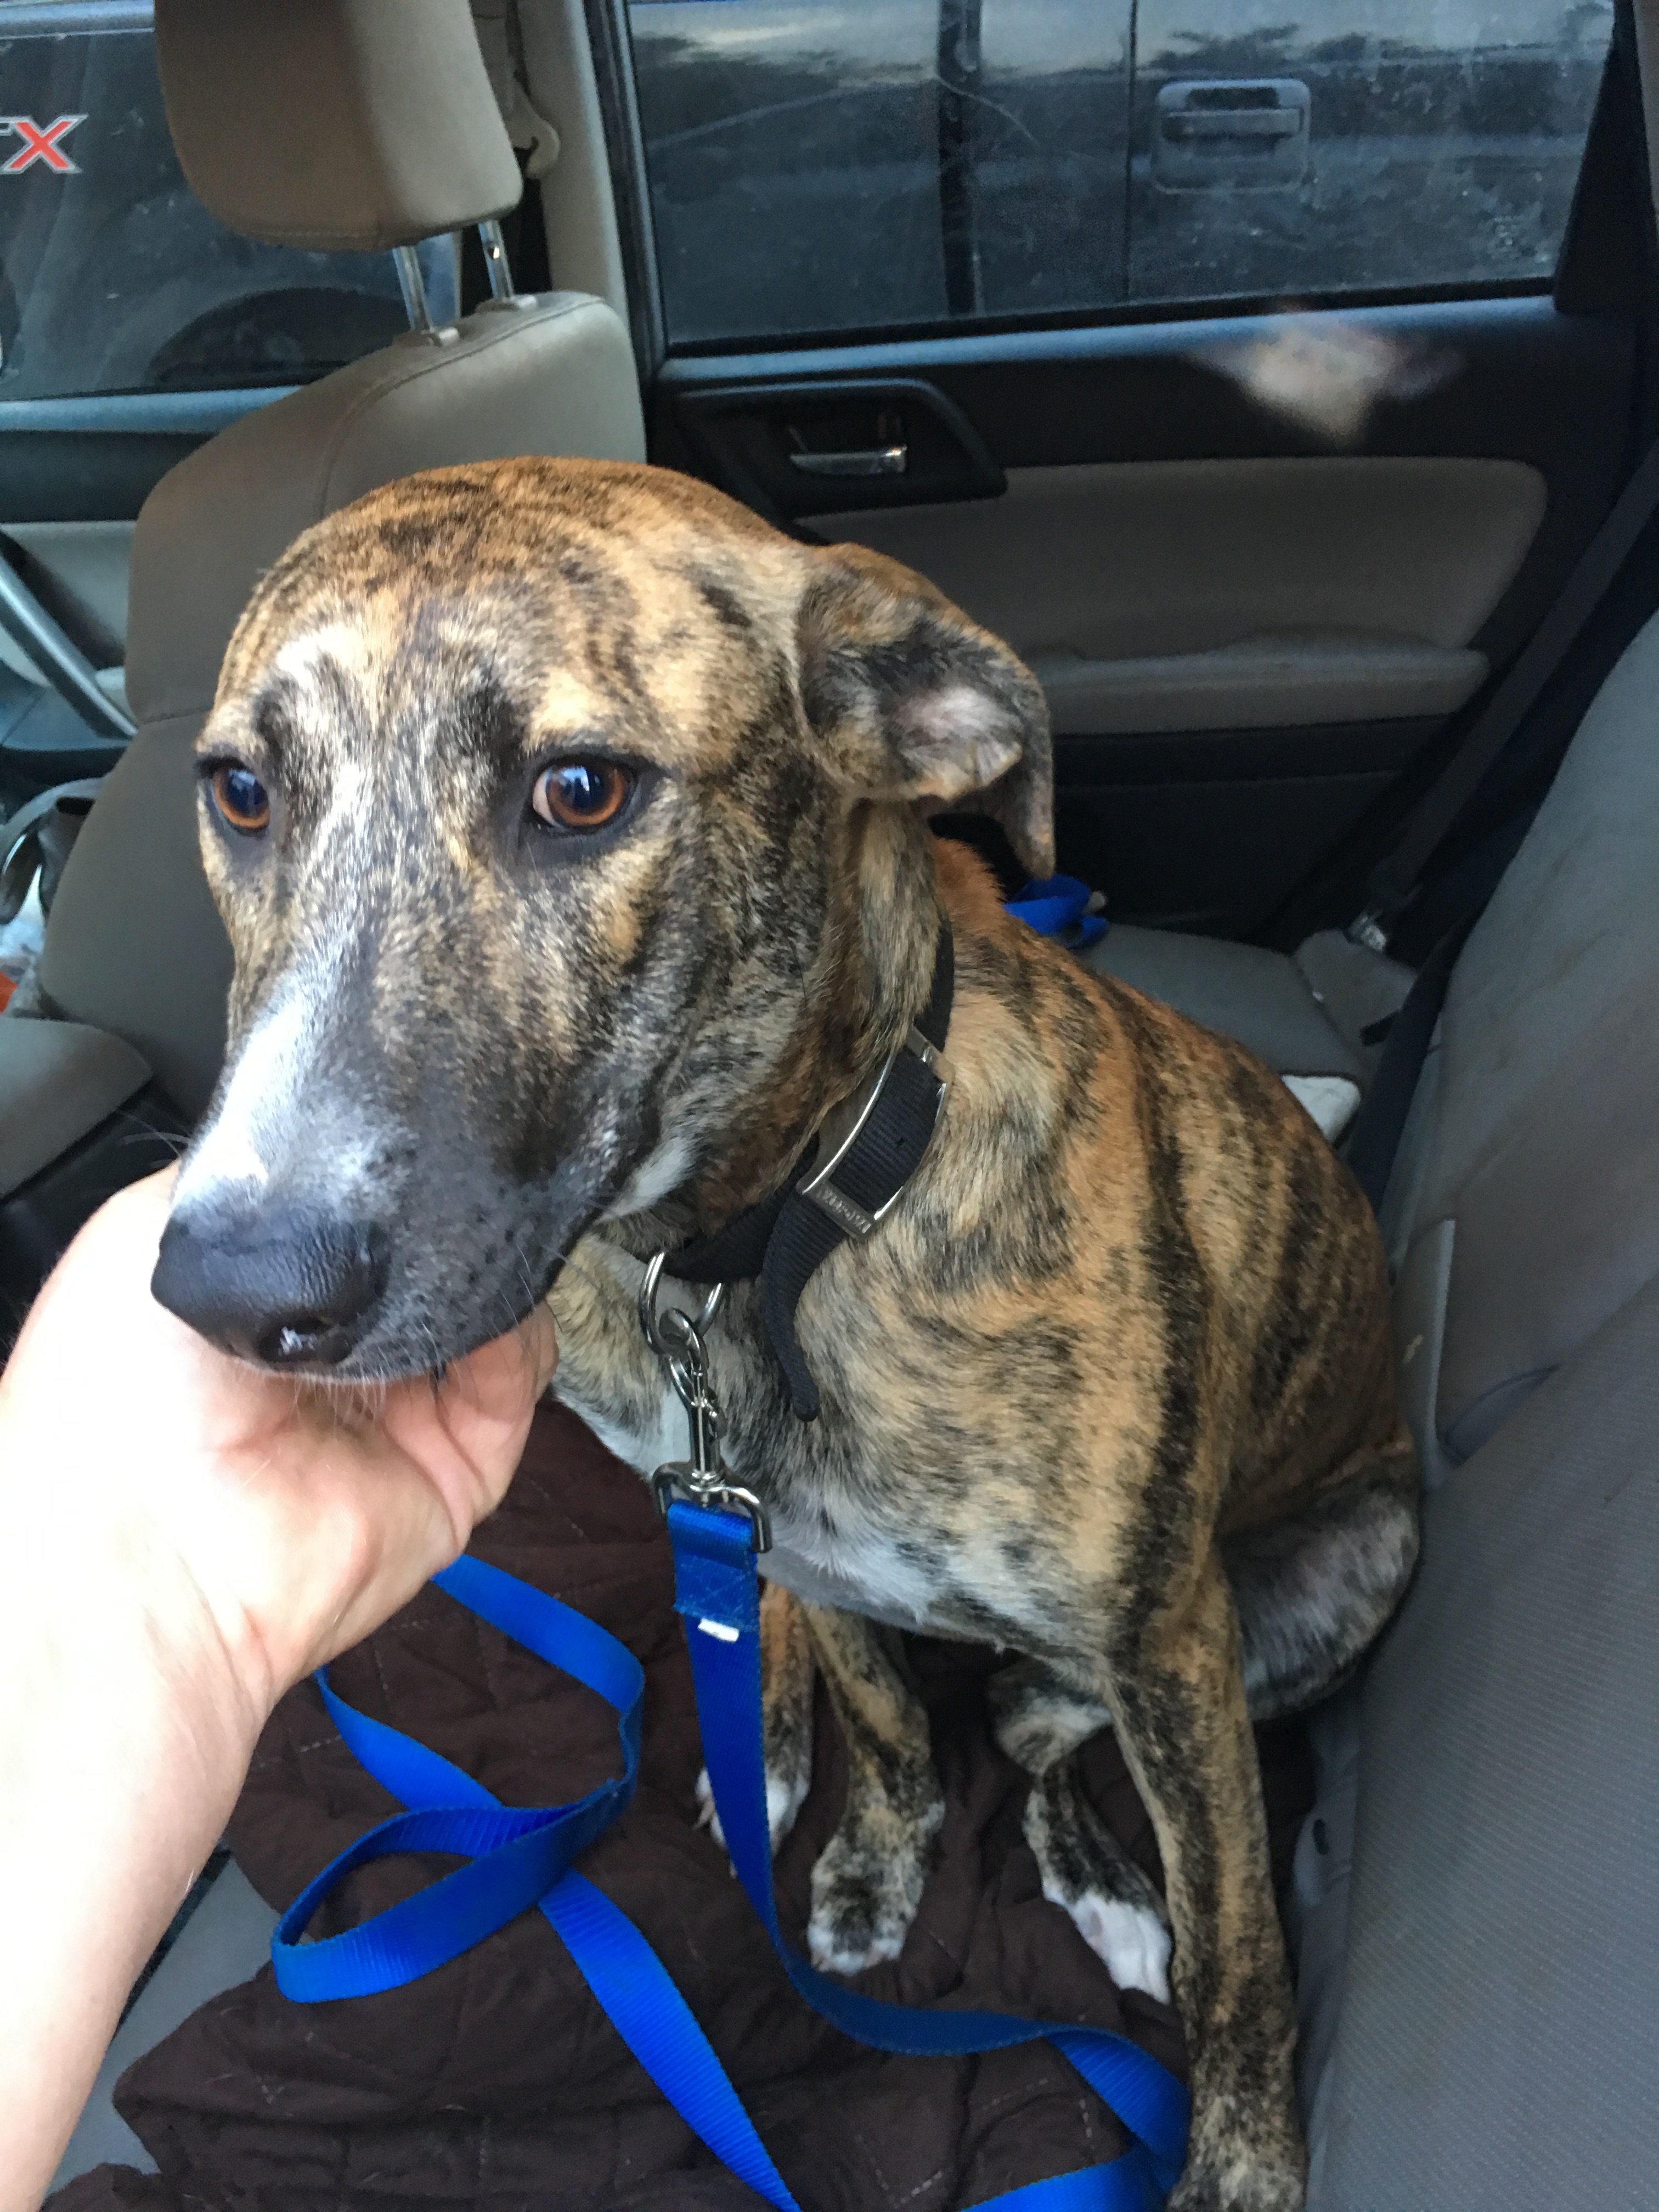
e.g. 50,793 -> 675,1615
1005,874 -> 1108,950
272,1555 -> 804,2210
270,1526 -> 1186,2208
669,1502 -> 1187,2204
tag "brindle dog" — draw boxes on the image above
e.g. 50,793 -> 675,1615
154,456 -> 1418,2210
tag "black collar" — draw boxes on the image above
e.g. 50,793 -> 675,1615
664,921 -> 954,1420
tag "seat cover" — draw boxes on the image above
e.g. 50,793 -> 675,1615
1308,1274 -> 1659,2209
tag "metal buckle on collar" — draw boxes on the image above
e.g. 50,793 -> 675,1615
795,1025 -> 949,1240
640,1252 -> 771,1552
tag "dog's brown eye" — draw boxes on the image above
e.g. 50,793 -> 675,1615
208,761 -> 270,835
532,760 -> 632,833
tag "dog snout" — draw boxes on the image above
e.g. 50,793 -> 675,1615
151,1201 -> 388,1369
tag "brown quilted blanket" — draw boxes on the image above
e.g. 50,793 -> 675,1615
55,1405 -> 1311,2211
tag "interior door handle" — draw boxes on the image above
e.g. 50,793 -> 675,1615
788,444 -> 908,479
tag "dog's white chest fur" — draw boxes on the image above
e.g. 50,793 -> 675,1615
757,1522 -> 943,1632
578,1360 -> 946,1631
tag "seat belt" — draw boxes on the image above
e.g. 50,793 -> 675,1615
1347,431 -> 1659,952
1340,912 -> 1479,1214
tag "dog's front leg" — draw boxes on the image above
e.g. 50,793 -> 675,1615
986,1658 -> 1171,2003
799,1601 -> 943,1973
1103,1550 -> 1305,2212
697,1578 -> 816,1850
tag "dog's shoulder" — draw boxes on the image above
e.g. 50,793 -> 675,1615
924,839 -> 1396,1459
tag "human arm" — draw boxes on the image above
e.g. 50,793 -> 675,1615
0,1171 -> 557,2210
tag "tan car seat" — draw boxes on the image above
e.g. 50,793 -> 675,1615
12,0 -> 644,1160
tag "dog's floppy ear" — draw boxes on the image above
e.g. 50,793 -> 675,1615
796,542 -> 1055,877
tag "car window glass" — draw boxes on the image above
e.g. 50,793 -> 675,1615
0,5 -> 459,400
628,0 -> 1130,345
627,0 -> 1612,348
629,0 -> 950,345
1128,0 -> 1615,307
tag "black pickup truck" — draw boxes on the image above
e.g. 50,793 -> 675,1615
627,0 -> 1610,342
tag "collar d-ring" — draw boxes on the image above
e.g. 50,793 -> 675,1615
639,1249 -> 726,1364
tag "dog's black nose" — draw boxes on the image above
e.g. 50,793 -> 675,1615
151,1205 -> 387,1368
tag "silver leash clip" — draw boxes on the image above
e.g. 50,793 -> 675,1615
640,1251 -> 771,1552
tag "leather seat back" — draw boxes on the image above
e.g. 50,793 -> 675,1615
37,0 -> 644,1117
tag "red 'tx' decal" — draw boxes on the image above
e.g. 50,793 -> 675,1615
2,115 -> 86,174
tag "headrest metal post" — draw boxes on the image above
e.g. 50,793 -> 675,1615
393,244 -> 435,332
478,219 -> 516,301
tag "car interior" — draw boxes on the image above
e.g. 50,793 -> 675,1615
3,0 -> 1655,2204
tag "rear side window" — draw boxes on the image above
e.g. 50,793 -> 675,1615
627,0 -> 1613,349
0,4 -> 458,399
627,0 -> 1131,343
1128,2 -> 1615,308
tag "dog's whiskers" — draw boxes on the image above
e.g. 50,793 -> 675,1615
107,1107 -> 189,1159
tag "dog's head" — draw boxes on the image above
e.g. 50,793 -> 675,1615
153,459 -> 1050,1377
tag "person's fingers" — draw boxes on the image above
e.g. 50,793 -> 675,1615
285,1311 -> 558,1674
365,1304 -> 557,1524
284,1421 -> 485,1674
3,1167 -> 563,1702
524,1299 -> 561,1393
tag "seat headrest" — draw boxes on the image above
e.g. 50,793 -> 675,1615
155,0 -> 522,252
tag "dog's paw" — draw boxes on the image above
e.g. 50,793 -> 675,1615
1167,2163 -> 1305,2212
806,1807 -> 938,1974
1047,1876 -> 1172,2004
1023,1757 -> 1172,2001
1169,2096 -> 1307,2212
695,1759 -> 810,1857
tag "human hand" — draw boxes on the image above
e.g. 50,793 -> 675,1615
0,1172 -> 557,2210
0,1168 -> 558,1743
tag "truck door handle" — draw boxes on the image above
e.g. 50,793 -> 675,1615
788,443 -> 909,479
1153,78 -> 1311,188
1163,108 -> 1303,142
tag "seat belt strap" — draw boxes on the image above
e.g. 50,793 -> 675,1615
1350,432 -> 1659,950
1341,910 -> 1481,1212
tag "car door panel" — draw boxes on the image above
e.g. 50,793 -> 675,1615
798,455 -> 1545,723
675,376 -> 1005,516
1057,746 -> 1402,933
654,294 -> 1632,931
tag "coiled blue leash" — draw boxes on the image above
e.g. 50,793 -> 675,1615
271,1513 -> 1187,2209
